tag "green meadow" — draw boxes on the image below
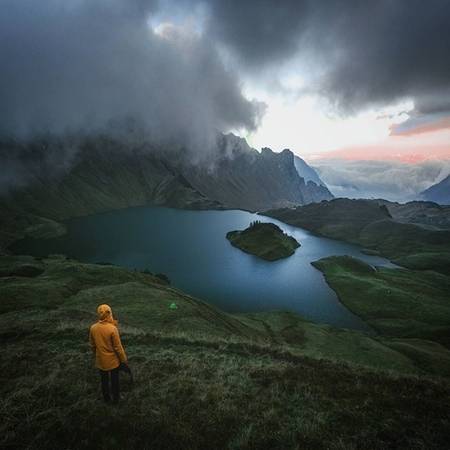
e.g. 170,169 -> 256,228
1,254 -> 449,449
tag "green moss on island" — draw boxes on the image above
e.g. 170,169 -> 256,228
226,221 -> 300,261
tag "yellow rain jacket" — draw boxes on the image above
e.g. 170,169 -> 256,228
89,304 -> 127,370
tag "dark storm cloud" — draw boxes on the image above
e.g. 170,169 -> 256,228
3,0 -> 448,145
206,0 -> 309,68
203,0 -> 450,115
0,0 -> 262,147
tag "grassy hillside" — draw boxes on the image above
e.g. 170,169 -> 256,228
0,138 -> 219,252
378,200 -> 450,230
358,219 -> 450,273
1,254 -> 450,449
263,199 -> 450,274
312,256 -> 450,347
226,222 -> 300,261
0,133 -> 334,253
264,198 -> 391,242
0,202 -> 67,252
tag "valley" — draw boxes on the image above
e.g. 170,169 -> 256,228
1,136 -> 449,450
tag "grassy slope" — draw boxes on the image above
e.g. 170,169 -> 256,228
1,255 -> 450,449
263,199 -> 450,274
379,200 -> 450,230
226,223 -> 300,261
312,256 -> 450,372
0,201 -> 67,253
358,219 -> 450,273
263,199 -> 391,244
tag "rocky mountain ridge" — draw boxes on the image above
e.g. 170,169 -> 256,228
0,132 -> 333,250
293,155 -> 328,188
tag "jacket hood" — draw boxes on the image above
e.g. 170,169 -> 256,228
97,304 -> 117,325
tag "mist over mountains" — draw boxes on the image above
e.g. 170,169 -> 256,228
0,132 -> 333,251
312,158 -> 450,203
1,1 -> 447,209
2,0 -> 448,203
0,0 -> 263,179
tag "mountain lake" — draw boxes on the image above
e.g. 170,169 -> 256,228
12,206 -> 399,331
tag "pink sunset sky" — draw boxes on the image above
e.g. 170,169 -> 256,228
246,88 -> 450,169
313,119 -> 450,164
246,93 -> 450,201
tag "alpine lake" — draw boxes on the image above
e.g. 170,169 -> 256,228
12,206 -> 399,331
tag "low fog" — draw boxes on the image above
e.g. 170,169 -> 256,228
312,159 -> 450,202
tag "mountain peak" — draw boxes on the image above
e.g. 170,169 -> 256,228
293,155 -> 330,190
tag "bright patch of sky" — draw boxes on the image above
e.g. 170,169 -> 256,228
147,13 -> 449,164
244,83 -> 413,157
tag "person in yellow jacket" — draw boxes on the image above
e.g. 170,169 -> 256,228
89,304 -> 128,403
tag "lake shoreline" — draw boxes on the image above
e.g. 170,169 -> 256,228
10,205 -> 396,331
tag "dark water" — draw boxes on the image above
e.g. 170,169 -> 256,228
13,206 -> 397,330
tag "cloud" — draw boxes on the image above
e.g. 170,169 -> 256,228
312,159 -> 450,202
202,0 -> 450,116
2,0 -> 449,194
0,0 -> 262,149
0,135 -> 80,192
391,116 -> 450,136
205,0 -> 309,69
3,0 -> 448,145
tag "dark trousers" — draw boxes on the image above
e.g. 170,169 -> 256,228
99,367 -> 120,403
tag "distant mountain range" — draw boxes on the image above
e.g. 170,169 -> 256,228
419,175 -> 450,205
0,132 -> 333,250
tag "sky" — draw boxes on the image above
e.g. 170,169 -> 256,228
1,0 -> 450,199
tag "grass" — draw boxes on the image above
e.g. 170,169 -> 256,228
263,199 -> 450,274
358,219 -> 450,274
226,222 -> 300,261
239,312 -> 422,374
1,254 -> 450,449
0,202 -> 66,253
4,329 -> 450,450
312,256 -> 450,346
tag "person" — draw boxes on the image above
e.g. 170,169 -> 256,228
89,304 -> 128,403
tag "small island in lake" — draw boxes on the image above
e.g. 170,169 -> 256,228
226,221 -> 300,261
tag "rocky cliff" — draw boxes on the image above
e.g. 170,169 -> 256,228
182,135 -> 333,211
